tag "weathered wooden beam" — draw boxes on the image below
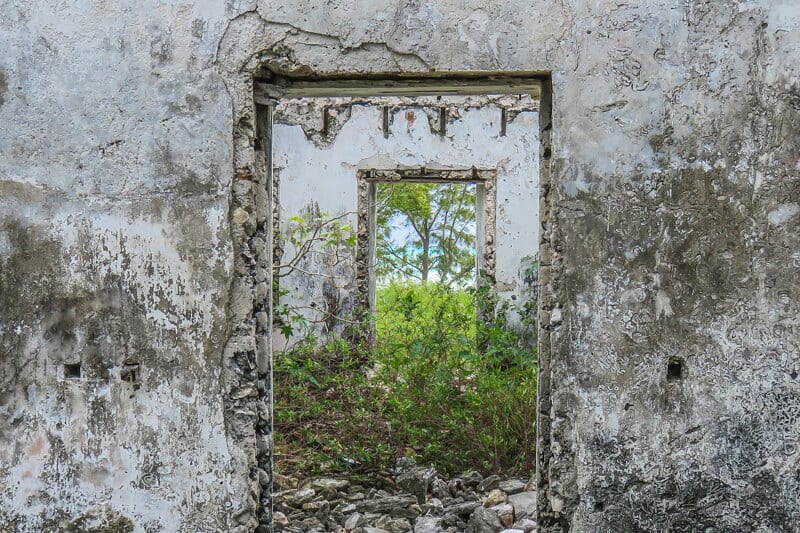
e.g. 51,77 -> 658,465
254,74 -> 542,101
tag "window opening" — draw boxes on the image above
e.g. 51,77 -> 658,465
356,167 -> 496,323
375,180 -> 477,286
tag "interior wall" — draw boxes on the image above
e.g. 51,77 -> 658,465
272,96 -> 539,346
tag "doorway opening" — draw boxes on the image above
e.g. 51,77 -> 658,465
375,180 -> 479,287
357,167 -> 496,327
373,178 -> 482,367
256,76 -> 550,529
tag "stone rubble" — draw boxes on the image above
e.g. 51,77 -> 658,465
274,460 -> 536,533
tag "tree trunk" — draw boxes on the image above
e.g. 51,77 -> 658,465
421,238 -> 430,282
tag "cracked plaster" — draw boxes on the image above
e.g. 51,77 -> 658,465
0,0 -> 798,531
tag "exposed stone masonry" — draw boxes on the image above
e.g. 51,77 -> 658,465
221,104 -> 275,531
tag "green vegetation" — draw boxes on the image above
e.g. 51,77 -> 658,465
274,185 -> 538,477
375,280 -> 538,474
273,336 -> 393,474
376,182 -> 476,285
274,278 -> 538,476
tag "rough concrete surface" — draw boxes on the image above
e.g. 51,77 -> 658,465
0,1 -> 798,531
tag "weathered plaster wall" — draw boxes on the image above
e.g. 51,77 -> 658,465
272,96 -> 539,345
1,0 -> 799,531
0,2 -> 245,531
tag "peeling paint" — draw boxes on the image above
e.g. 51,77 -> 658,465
0,0 -> 798,531
768,203 -> 799,225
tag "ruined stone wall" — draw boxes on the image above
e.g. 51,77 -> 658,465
1,1 -> 798,531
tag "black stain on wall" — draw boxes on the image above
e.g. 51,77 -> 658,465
0,68 -> 7,107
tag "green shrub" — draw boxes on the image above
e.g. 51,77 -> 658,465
273,337 -> 396,474
375,280 -> 537,474
274,280 -> 538,476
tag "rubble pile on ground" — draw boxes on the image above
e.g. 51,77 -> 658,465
273,459 -> 537,533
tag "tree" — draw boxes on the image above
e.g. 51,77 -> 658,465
376,182 -> 476,285
273,206 -> 358,344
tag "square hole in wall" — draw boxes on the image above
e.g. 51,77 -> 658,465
64,362 -> 81,379
121,361 -> 142,389
667,358 -> 684,381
